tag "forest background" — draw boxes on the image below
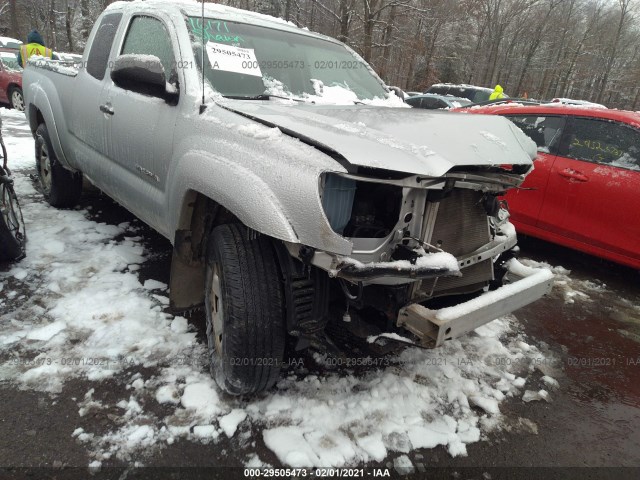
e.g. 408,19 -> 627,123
1,0 -> 638,108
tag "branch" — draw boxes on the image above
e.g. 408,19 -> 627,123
310,0 -> 341,22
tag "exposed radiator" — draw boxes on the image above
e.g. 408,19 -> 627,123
421,189 -> 493,296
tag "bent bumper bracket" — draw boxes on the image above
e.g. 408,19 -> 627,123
397,259 -> 553,347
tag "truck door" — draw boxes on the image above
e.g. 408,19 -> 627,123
101,14 -> 179,234
67,12 -> 123,184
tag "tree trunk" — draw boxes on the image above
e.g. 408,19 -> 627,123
362,5 -> 374,63
65,0 -> 74,52
377,5 -> 397,79
48,0 -> 58,51
9,0 -> 21,40
284,0 -> 291,22
544,0 -> 575,98
338,0 -> 352,42
596,0 -> 630,103
80,0 -> 91,42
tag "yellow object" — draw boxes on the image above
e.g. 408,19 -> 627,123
489,84 -> 505,101
19,43 -> 53,67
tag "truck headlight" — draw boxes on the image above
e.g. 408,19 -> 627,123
320,173 -> 356,235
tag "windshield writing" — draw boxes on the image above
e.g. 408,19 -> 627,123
186,16 -> 388,102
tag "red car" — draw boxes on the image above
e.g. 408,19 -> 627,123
0,51 -> 23,111
462,104 -> 640,269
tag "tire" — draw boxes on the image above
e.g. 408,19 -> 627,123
35,123 -> 82,208
9,87 -> 24,112
205,224 -> 286,395
0,178 -> 26,261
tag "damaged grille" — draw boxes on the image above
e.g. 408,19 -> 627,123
421,189 -> 493,296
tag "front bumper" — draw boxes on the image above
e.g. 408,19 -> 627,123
397,259 -> 553,347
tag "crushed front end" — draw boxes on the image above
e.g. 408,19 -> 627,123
284,165 -> 553,348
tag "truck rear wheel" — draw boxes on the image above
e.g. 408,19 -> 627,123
35,124 -> 82,208
205,224 -> 286,395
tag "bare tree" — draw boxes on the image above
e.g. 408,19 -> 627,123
2,0 -> 639,107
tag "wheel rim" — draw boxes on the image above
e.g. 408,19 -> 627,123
208,263 -> 224,356
38,140 -> 52,194
0,182 -> 26,248
12,91 -> 24,112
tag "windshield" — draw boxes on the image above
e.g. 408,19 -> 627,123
451,98 -> 472,107
186,17 -> 389,102
0,54 -> 21,72
426,85 -> 493,103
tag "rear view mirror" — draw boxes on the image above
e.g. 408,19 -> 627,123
111,54 -> 178,104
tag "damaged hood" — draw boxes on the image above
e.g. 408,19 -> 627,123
219,101 -> 537,177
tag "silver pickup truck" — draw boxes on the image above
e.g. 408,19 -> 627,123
24,0 -> 552,395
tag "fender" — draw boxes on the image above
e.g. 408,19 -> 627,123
167,151 -> 300,311
168,150 -> 353,255
167,150 -> 353,311
26,81 -> 75,170
169,150 -> 300,245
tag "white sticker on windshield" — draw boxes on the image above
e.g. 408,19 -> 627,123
205,42 -> 262,77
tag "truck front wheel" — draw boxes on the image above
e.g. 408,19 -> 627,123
35,124 -> 82,208
205,224 -> 286,395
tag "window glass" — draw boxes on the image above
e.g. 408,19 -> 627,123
121,16 -> 176,83
406,96 -> 422,108
425,86 -> 449,96
186,17 -> 388,101
506,115 -> 565,153
86,12 -> 122,80
470,90 -> 491,103
567,118 -> 640,170
423,97 -> 445,109
1,53 -> 22,72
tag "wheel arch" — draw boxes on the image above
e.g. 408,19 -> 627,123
7,83 -> 22,95
25,86 -> 74,169
169,187 -> 297,312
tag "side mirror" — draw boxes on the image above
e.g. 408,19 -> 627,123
111,54 -> 178,104
388,86 -> 406,102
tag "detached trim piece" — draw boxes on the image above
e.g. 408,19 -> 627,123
397,259 -> 553,347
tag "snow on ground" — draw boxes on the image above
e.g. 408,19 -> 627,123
1,108 -> 35,170
2,108 -> 558,467
519,258 -> 609,304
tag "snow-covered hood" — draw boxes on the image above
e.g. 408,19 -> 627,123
220,101 -> 537,177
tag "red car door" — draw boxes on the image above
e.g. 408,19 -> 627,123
502,115 -> 566,228
0,60 -> 7,103
536,116 -> 640,264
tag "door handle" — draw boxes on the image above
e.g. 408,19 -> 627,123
99,104 -> 114,116
558,168 -> 588,182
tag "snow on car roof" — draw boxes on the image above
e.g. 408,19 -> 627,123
0,36 -> 22,47
551,98 -> 607,108
429,83 -> 494,92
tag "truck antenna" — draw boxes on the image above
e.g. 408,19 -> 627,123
199,0 -> 207,114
